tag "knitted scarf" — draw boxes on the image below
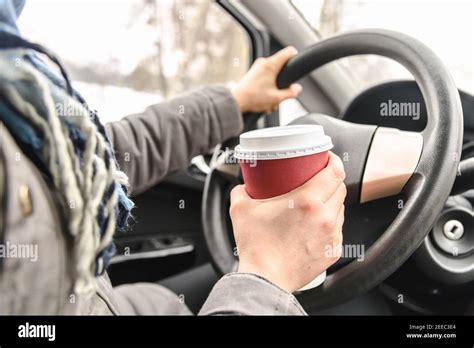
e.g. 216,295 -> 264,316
0,30 -> 134,296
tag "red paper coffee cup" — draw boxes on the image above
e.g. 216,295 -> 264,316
234,125 -> 333,291
234,125 -> 333,199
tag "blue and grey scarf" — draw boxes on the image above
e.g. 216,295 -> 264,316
0,0 -> 134,295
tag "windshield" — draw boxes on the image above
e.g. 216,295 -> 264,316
291,0 -> 474,94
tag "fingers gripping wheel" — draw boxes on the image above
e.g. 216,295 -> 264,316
202,29 -> 463,311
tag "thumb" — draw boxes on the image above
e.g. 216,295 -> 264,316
274,83 -> 303,101
230,184 -> 250,204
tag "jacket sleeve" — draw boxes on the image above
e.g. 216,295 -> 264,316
105,85 -> 243,196
199,273 -> 307,315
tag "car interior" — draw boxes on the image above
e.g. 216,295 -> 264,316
19,0 -> 471,316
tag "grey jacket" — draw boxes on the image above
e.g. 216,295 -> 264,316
0,85 -> 306,315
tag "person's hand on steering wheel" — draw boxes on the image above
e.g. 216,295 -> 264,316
232,46 -> 303,114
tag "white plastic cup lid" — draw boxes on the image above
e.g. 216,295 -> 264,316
234,125 -> 333,160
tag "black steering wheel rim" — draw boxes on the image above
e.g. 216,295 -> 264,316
203,29 -> 463,311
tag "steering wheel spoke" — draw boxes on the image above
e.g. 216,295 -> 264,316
360,126 -> 423,203
291,113 -> 423,204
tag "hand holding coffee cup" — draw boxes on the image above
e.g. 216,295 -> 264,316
231,125 -> 346,292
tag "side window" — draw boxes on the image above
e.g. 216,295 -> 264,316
18,0 -> 250,123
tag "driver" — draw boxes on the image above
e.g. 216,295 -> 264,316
0,0 -> 346,315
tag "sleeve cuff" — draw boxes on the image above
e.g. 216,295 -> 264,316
199,273 -> 307,316
204,85 -> 243,141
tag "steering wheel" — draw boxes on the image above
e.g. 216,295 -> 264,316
202,29 -> 463,311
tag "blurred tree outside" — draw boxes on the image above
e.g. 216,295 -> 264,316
67,0 -> 249,100
319,0 -> 343,37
